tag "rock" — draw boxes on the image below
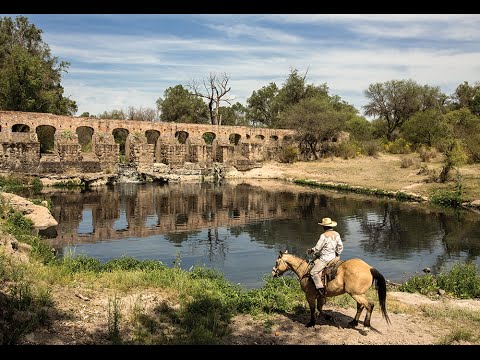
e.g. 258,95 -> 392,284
0,192 -> 58,229
438,289 -> 446,296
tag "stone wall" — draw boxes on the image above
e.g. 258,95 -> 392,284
0,111 -> 296,175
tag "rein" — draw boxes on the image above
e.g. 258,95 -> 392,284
282,255 -> 310,280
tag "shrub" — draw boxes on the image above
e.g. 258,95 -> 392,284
417,146 -> 438,162
400,156 -> 414,168
278,145 -> 299,163
384,138 -> 412,154
334,141 -> 358,160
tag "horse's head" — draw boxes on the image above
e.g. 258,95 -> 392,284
272,250 -> 290,277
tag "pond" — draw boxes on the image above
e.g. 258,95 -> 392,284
41,180 -> 480,289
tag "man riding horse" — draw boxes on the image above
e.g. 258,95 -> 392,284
307,217 -> 343,297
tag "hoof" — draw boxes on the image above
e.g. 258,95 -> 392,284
348,320 -> 358,328
363,326 -> 370,332
306,322 -> 315,328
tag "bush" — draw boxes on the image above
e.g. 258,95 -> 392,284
333,141 -> 359,160
417,146 -> 438,162
360,140 -> 382,157
437,262 -> 480,299
278,145 -> 299,163
384,138 -> 412,154
400,156 -> 414,168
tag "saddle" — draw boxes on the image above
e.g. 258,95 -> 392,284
307,256 -> 344,286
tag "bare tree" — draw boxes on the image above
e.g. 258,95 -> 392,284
126,106 -> 159,122
189,72 -> 234,125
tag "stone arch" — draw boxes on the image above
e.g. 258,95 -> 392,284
175,130 -> 189,145
76,126 -> 94,152
145,130 -> 160,161
12,124 -> 30,132
229,133 -> 241,145
270,135 -> 279,142
255,134 -> 265,141
202,132 -> 216,145
112,128 -> 129,160
36,125 -> 56,154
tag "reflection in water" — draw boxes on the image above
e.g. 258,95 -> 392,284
42,181 -> 480,289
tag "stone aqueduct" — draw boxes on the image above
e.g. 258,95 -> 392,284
0,111 -> 296,175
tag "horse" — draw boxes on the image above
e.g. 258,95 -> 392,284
272,250 -> 391,331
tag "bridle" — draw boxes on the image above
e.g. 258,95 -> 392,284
274,254 -> 310,280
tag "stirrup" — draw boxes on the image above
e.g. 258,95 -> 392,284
316,288 -> 326,296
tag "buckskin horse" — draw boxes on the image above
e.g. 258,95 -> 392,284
272,250 -> 391,330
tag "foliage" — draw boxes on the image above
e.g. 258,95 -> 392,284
218,102 -> 248,126
417,146 -> 438,162
0,16 -> 77,115
444,108 -> 480,163
363,79 -> 446,140
399,262 -> 480,299
401,109 -> 449,148
448,81 -> 480,115
246,82 -> 280,127
429,181 -> 464,208
156,84 -> 209,124
345,116 -> 375,141
278,145 -> 299,163
438,140 -> 467,183
278,96 -> 353,159
383,138 -> 412,154
333,141 -> 360,159
98,109 -> 126,120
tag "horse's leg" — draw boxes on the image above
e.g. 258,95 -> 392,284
349,294 -> 374,330
316,295 -> 333,321
306,295 -> 316,327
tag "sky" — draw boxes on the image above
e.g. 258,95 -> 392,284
5,14 -> 480,117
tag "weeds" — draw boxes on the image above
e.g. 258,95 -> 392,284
107,294 -> 123,344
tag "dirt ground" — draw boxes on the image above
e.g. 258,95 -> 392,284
14,279 -> 480,345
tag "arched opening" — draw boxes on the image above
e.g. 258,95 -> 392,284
146,130 -> 160,161
36,125 -> 56,154
246,134 -> 250,139
202,132 -> 216,145
112,128 -> 129,159
175,131 -> 189,144
283,135 -> 293,143
270,135 -> 279,141
145,130 -> 160,145
229,133 -> 241,145
76,126 -> 94,152
12,124 -> 30,132
255,134 -> 265,141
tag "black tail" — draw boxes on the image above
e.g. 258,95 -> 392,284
370,268 -> 391,324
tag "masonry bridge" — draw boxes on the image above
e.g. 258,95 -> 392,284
0,111 -> 296,175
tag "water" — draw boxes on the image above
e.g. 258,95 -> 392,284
41,180 -> 480,289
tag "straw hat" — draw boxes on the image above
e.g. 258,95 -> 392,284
318,217 -> 337,227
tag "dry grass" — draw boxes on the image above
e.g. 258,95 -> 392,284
234,153 -> 480,202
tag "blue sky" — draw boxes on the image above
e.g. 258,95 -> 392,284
5,14 -> 480,117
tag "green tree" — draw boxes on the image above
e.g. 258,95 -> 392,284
363,79 -> 446,141
444,108 -> 480,163
449,81 -> 480,116
278,96 -> 352,159
98,109 -> 125,120
0,16 -> 77,115
219,102 -> 248,126
276,68 -> 329,113
157,84 -> 209,124
345,116 -> 375,141
401,109 -> 449,148
246,82 -> 280,127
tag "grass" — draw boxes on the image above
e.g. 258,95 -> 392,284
293,179 -> 425,202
